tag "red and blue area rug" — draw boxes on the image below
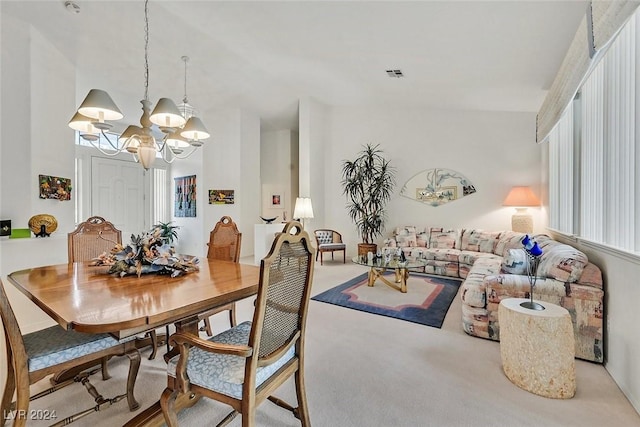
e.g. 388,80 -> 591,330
312,271 -> 461,328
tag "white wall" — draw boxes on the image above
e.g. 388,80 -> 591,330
260,129 -> 298,221
315,105 -> 542,254
175,107 -> 260,259
299,97 -> 327,231
0,15 -> 76,327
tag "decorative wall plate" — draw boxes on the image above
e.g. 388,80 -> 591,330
28,214 -> 58,237
400,168 -> 477,207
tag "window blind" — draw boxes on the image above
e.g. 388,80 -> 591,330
548,102 -> 574,234
537,1 -> 640,143
578,11 -> 637,251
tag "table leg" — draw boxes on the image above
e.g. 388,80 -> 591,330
400,269 -> 409,293
368,267 -> 410,293
367,268 -> 376,287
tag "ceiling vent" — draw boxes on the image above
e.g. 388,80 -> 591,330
386,69 -> 404,78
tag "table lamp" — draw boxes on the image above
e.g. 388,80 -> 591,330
293,197 -> 314,229
503,186 -> 540,233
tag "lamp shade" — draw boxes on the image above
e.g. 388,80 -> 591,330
149,98 -> 186,129
77,89 -> 123,121
166,131 -> 191,149
293,197 -> 314,219
180,116 -> 210,141
68,111 -> 99,133
119,125 -> 143,153
503,186 -> 540,207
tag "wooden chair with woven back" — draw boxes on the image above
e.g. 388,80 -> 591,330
198,216 -> 242,336
67,216 -> 122,264
68,216 -> 161,360
0,279 -> 141,426
160,221 -> 315,427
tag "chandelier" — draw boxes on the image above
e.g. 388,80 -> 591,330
68,0 -> 209,170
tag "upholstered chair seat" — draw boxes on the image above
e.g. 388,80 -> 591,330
166,322 -> 294,400
23,326 -> 135,371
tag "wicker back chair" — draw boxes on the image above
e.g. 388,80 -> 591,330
68,216 -> 161,360
161,221 -> 315,427
199,216 -> 242,336
206,215 -> 242,262
0,279 -> 140,426
68,216 -> 122,263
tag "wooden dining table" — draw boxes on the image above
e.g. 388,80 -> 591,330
7,259 -> 261,426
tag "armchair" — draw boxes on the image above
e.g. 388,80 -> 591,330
0,279 -> 140,426
160,221 -> 315,426
314,229 -> 346,265
199,216 -> 242,336
68,216 -> 122,264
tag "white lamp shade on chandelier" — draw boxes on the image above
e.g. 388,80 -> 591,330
68,0 -> 209,170
503,186 -> 540,234
77,89 -> 123,123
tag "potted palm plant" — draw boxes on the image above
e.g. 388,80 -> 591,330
154,221 -> 179,245
341,144 -> 396,256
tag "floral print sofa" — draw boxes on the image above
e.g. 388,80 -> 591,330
383,226 -> 604,363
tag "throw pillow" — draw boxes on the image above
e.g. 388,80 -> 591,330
501,249 -> 527,275
460,229 -> 502,253
416,231 -> 430,248
494,231 -> 527,256
537,243 -> 588,283
429,227 -> 458,249
395,227 -> 417,248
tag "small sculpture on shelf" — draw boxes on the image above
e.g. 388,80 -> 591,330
259,216 -> 278,224
28,214 -> 57,238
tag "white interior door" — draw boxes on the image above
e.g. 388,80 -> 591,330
91,157 -> 145,239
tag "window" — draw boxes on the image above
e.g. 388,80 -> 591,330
547,11 -> 640,254
74,132 -> 170,231
152,168 -> 170,225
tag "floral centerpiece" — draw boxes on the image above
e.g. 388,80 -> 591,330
91,223 -> 199,278
521,234 -> 544,310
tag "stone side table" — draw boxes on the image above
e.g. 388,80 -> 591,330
499,298 -> 576,399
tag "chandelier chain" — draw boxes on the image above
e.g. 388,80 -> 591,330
143,0 -> 149,102
183,56 -> 189,104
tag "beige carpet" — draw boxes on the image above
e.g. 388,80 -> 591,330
23,259 -> 640,426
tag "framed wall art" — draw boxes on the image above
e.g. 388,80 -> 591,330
39,175 -> 72,201
209,189 -> 235,204
175,175 -> 196,217
271,192 -> 283,207
400,168 -> 476,207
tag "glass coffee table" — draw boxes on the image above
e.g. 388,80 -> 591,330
351,255 -> 427,293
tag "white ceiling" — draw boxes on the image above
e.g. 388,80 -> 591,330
2,0 -> 588,131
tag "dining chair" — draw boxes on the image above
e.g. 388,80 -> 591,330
68,216 -> 162,360
67,216 -> 122,264
160,220 -> 315,427
313,229 -> 346,265
0,279 -> 141,426
199,216 -> 242,336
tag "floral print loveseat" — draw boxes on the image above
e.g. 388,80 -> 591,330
383,226 -> 604,363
